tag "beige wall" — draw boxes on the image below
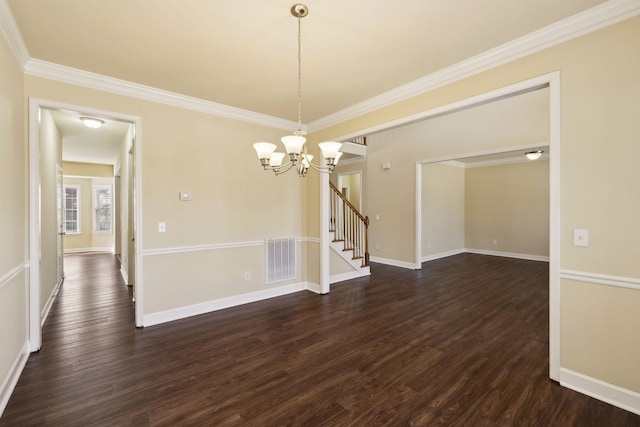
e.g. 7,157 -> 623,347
3,11 -> 639,410
422,163 -> 465,257
310,17 -> 640,393
344,87 -> 549,263
64,161 -> 113,178
39,109 -> 62,312
23,75 -> 308,316
0,31 -> 28,409
465,160 -> 549,256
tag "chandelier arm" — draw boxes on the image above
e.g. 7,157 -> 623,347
307,162 -> 332,173
273,161 -> 295,175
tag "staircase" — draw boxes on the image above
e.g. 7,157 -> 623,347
329,182 -> 370,282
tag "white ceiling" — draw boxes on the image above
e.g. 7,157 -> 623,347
4,1 -> 618,165
8,0 -> 606,123
48,110 -> 131,165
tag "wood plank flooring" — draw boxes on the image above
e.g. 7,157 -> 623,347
2,252 -> 639,426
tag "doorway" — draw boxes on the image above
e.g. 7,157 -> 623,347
28,98 -> 144,351
337,171 -> 362,212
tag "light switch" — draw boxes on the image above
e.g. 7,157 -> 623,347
573,229 -> 588,247
179,192 -> 192,201
158,222 -> 166,233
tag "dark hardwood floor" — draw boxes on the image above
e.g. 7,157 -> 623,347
2,252 -> 639,426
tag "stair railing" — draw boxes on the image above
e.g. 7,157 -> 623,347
329,181 -> 370,267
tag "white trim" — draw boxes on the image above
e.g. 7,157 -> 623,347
560,270 -> 640,291
40,277 -> 63,327
23,59 -> 298,132
0,0 -> 29,69
463,151 -> 550,169
143,281 -> 311,327
307,0 -> 640,132
548,71 -> 561,382
28,98 -> 42,352
421,249 -> 466,263
298,236 -> 320,244
64,247 -> 115,254
560,368 -> 640,416
464,248 -> 550,262
370,256 -> 419,270
141,238 -> 319,257
320,173 -> 330,294
306,282 -> 322,294
330,269 -> 370,284
120,266 -> 129,285
0,341 -> 29,418
29,98 -> 144,339
142,240 -> 263,256
0,262 -> 27,290
1,1 -> 634,134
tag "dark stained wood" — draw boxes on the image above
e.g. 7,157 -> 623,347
2,253 -> 639,426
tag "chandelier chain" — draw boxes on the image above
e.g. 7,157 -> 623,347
297,10 -> 303,132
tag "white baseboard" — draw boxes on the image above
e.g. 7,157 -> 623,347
560,368 -> 640,415
40,276 -> 64,327
306,282 -> 322,294
464,248 -> 549,262
120,267 -> 129,285
64,247 -> 114,254
143,282 -> 316,327
0,341 -> 29,418
330,268 -> 371,284
370,256 -> 419,270
421,248 -> 466,263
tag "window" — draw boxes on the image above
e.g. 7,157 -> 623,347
63,185 -> 80,234
93,185 -> 112,233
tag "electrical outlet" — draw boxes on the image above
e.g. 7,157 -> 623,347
375,243 -> 380,250
492,239 -> 498,245
158,222 -> 166,233
244,271 -> 251,280
573,229 -> 589,247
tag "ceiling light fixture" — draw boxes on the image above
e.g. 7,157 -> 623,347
525,150 -> 543,160
253,4 -> 342,177
80,117 -> 104,129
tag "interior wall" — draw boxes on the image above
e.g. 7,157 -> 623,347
38,109 -> 62,312
361,88 -> 549,264
24,75 -> 308,320
309,16 -> 640,396
422,163 -> 465,258
0,30 -> 27,415
465,159 -> 549,257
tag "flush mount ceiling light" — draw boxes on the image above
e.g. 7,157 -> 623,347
80,117 -> 104,129
253,4 -> 342,177
525,150 -> 544,160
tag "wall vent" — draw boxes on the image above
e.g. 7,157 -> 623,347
265,237 -> 296,284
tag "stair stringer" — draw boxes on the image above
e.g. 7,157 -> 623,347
328,236 -> 370,284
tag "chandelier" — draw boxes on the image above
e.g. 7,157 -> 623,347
253,4 -> 342,177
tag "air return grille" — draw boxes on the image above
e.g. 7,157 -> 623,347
265,237 -> 296,284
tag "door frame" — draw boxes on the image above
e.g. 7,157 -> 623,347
337,170 -> 363,212
28,98 -> 144,351
320,71 -> 560,381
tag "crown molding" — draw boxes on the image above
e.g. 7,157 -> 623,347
0,0 -> 29,69
307,0 -> 640,132
23,59 -> 298,131
3,1 -> 639,132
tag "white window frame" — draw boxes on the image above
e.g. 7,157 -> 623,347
93,184 -> 113,233
63,184 -> 81,234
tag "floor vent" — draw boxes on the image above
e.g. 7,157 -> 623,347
266,237 -> 296,284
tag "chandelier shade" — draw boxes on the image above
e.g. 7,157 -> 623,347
252,3 -> 342,177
